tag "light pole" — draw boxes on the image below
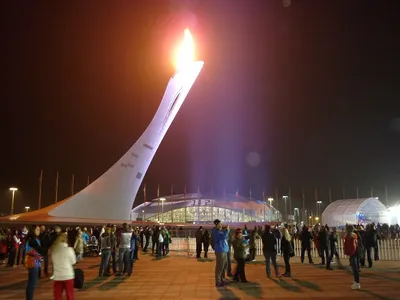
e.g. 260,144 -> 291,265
160,197 -> 166,223
317,200 -> 322,220
268,197 -> 274,207
25,206 -> 30,213
294,208 -> 299,224
315,216 -> 320,225
9,187 -> 18,215
283,196 -> 288,221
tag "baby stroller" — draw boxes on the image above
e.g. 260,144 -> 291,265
85,236 -> 99,256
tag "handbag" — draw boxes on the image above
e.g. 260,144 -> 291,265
74,268 -> 84,289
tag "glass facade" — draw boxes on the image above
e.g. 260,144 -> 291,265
146,206 -> 280,223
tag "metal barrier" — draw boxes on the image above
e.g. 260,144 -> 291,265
164,237 -> 400,261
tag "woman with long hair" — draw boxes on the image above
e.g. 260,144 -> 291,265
51,232 -> 76,300
281,227 -> 293,277
25,225 -> 44,300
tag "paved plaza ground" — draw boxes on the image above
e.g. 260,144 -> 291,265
0,252 -> 399,300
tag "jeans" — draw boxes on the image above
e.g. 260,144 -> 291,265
203,243 -> 209,258
329,248 -> 342,267
144,236 -> 150,251
234,258 -> 246,281
300,246 -> 313,263
108,250 -> 117,273
99,249 -> 111,276
196,242 -> 202,258
119,248 -> 131,275
227,251 -> 232,276
8,248 -> 16,267
26,267 -> 39,300
163,242 -> 169,256
215,252 -> 228,285
249,248 -> 256,261
349,255 -> 360,283
264,251 -> 279,277
320,247 -> 330,267
43,253 -> 49,276
53,279 -> 74,300
283,252 -> 291,275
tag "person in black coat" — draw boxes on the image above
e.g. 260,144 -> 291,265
195,226 -> 203,259
299,226 -> 314,264
318,225 -> 330,269
355,225 -> 366,268
202,229 -> 210,258
328,227 -> 342,269
365,223 -> 380,267
262,225 -> 280,278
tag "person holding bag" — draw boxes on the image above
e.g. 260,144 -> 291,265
51,233 -> 76,300
25,225 -> 44,300
281,227 -> 294,277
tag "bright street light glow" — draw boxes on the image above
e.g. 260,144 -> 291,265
317,201 -> 322,204
267,198 -> 274,201
160,197 -> 166,201
9,187 -> 18,191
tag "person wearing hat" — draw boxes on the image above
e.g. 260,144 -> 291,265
211,219 -> 230,287
232,228 -> 249,283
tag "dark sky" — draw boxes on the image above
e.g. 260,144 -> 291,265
1,0 -> 400,215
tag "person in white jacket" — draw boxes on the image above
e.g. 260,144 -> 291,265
51,233 -> 76,300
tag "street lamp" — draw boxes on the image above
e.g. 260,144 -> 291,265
282,196 -> 288,220
25,206 -> 30,213
317,200 -> 322,219
160,197 -> 166,223
267,198 -> 274,207
9,187 -> 18,215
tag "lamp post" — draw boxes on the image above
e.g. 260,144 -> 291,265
160,197 -> 166,223
315,216 -> 320,225
9,187 -> 18,215
283,196 -> 288,221
309,215 -> 312,226
317,200 -> 322,221
294,207 -> 299,224
25,206 -> 30,213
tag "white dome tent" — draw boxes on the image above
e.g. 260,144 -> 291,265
321,198 -> 389,227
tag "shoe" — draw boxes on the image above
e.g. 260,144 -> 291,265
50,275 -> 55,280
351,282 -> 361,290
276,274 -> 282,278
326,267 -> 333,270
282,273 -> 291,278
241,280 -> 249,283
216,282 -> 224,287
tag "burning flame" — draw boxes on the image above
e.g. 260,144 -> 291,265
175,29 -> 195,70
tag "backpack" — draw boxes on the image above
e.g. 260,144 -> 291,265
344,233 -> 358,257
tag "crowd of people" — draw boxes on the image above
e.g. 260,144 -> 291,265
205,221 -> 386,291
0,220 -> 394,298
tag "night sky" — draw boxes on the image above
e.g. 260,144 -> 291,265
1,0 -> 400,215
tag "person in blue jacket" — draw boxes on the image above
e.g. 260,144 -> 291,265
211,219 -> 230,287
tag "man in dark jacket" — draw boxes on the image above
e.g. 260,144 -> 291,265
355,225 -> 367,267
365,224 -> 380,267
299,226 -> 314,264
262,225 -> 280,278
328,227 -> 342,269
39,225 -> 52,277
195,226 -> 203,259
318,225 -> 330,269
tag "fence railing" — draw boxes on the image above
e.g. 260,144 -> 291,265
165,237 -> 400,261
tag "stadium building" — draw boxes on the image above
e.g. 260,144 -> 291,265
131,193 -> 282,224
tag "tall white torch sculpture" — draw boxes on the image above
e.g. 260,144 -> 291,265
49,29 -> 204,221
